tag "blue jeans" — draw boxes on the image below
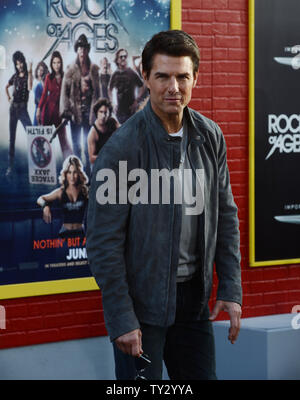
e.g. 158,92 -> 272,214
113,278 -> 217,380
70,115 -> 91,176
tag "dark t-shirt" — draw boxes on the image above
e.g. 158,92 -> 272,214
109,67 -> 143,115
93,118 -> 118,155
100,73 -> 110,99
8,72 -> 29,103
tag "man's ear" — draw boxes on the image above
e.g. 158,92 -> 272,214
142,70 -> 147,81
193,71 -> 199,88
142,70 -> 150,89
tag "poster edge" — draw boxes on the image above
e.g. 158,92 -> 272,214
0,0 -> 181,300
0,277 -> 99,300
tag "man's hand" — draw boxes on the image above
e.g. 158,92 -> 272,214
114,328 -> 143,357
209,300 -> 242,344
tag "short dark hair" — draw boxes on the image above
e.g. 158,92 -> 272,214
93,98 -> 113,117
142,30 -> 200,78
114,48 -> 128,66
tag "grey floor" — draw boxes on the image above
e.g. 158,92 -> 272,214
1,314 -> 299,380
0,336 -> 169,380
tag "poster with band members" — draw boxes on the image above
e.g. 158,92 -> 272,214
0,0 -> 179,299
249,0 -> 300,266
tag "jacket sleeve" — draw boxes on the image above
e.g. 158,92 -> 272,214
86,140 -> 140,341
38,75 -> 49,112
59,68 -> 72,119
214,125 -> 242,305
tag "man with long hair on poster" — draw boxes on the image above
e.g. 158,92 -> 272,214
60,34 -> 100,177
5,50 -> 33,177
108,48 -> 145,124
87,98 -> 119,168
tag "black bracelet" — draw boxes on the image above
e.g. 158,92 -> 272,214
42,201 -> 50,210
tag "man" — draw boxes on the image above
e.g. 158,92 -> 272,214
99,57 -> 111,100
87,30 -> 242,380
87,98 -> 119,167
108,48 -> 144,124
5,51 -> 33,177
60,34 -> 100,176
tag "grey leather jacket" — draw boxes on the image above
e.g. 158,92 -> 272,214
86,101 -> 242,341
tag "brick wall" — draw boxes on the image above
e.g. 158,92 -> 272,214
1,0 -> 299,349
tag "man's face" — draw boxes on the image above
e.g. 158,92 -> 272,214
142,54 -> 198,122
97,105 -> 110,125
117,51 -> 128,69
77,46 -> 89,61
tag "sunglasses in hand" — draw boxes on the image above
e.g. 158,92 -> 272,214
134,353 -> 151,380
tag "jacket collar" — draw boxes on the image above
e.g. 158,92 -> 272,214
143,100 -> 209,145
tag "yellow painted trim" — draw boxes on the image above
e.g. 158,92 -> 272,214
249,0 -> 256,266
250,258 -> 300,267
170,0 -> 182,29
0,277 -> 99,300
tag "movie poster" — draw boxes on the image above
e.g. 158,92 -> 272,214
250,0 -> 300,266
0,0 -> 172,296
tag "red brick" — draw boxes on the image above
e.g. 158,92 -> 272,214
214,35 -> 242,48
287,290 -> 300,303
188,10 -> 214,22
243,293 -> 263,306
195,35 -> 213,48
228,73 -> 247,85
182,22 -> 202,35
276,304 -> 293,314
228,0 -> 247,10
202,0 -> 228,9
214,48 -> 228,60
201,23 -> 213,35
90,323 -> 107,337
213,73 -> 228,85
215,10 -> 241,23
228,48 -> 247,60
27,329 -> 60,345
43,313 -> 79,329
214,61 -> 243,73
60,325 -> 91,341
0,332 -> 27,349
182,0 -> 203,9
228,23 -> 247,35
213,85 -> 243,97
289,265 -> 300,278
5,304 -> 28,318
25,316 -> 44,331
213,22 -> 228,35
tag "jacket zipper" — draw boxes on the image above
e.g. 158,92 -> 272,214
187,140 -> 206,308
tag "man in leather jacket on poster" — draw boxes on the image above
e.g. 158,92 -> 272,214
87,30 -> 242,380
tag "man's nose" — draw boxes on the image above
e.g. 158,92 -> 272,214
168,77 -> 179,94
